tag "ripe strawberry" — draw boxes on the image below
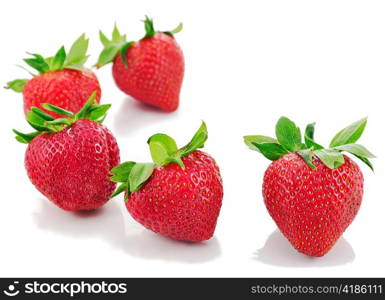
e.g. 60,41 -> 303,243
97,17 -> 184,112
110,122 -> 223,242
14,92 -> 119,211
244,117 -> 375,257
5,34 -> 101,118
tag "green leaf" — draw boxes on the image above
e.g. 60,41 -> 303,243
30,107 -> 55,121
143,16 -> 156,39
27,110 -> 48,126
75,91 -> 97,119
42,103 -> 74,117
110,161 -> 136,183
148,133 -> 178,154
149,141 -> 171,166
179,122 -> 208,156
4,79 -> 27,92
148,133 -> 179,165
24,53 -> 50,73
13,129 -> 41,144
120,41 -> 134,67
112,24 -> 126,43
164,22 -> 184,36
305,136 -> 324,150
15,136 -> 29,144
164,156 -> 185,169
96,46 -> 121,68
251,142 -> 289,161
297,149 -> 316,169
275,116 -> 302,152
44,57 -> 53,67
128,163 -> 155,193
171,22 -> 183,34
27,120 -> 55,132
96,25 -> 128,68
27,109 -> 60,132
330,118 -> 367,147
111,161 -> 136,175
244,135 -> 277,151
314,149 -> 345,169
64,34 -> 89,67
51,46 -> 66,71
352,155 -> 374,172
334,143 -> 375,158
110,183 -> 128,198
99,30 -> 110,47
88,104 -> 111,121
46,118 -> 73,126
305,122 -> 315,140
304,123 -> 324,150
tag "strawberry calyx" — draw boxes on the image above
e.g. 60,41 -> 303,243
96,16 -> 182,68
5,34 -> 90,93
142,15 -> 183,39
110,122 -> 208,200
96,25 -> 134,68
244,117 -> 375,171
13,91 -> 111,144
147,121 -> 208,169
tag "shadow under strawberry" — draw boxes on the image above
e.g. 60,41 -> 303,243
254,230 -> 354,267
33,198 -> 221,263
113,97 -> 179,136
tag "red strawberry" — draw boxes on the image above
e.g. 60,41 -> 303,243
14,93 -> 119,211
110,122 -> 223,242
244,117 -> 375,257
97,17 -> 184,112
5,34 -> 101,118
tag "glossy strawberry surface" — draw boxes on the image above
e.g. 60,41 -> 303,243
263,153 -> 363,256
112,32 -> 184,112
25,119 -> 119,211
23,69 -> 101,117
126,150 -> 223,241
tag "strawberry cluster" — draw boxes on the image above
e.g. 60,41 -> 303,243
6,16 -> 376,256
8,17 -> 224,243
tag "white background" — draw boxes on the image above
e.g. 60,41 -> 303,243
0,0 -> 384,277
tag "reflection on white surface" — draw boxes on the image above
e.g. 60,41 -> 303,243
113,97 -> 178,136
33,198 -> 221,263
254,230 -> 355,267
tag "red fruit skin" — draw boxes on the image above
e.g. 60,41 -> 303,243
112,33 -> 184,112
25,119 -> 120,211
126,150 -> 223,242
22,69 -> 101,118
263,153 -> 364,257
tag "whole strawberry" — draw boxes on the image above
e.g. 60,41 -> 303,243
244,117 -> 375,257
97,17 -> 184,112
5,34 -> 101,118
111,122 -> 223,242
14,92 -> 119,211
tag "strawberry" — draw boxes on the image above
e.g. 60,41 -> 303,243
97,17 -> 184,112
244,117 -> 375,257
110,122 -> 223,242
5,34 -> 101,118
14,92 -> 119,211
